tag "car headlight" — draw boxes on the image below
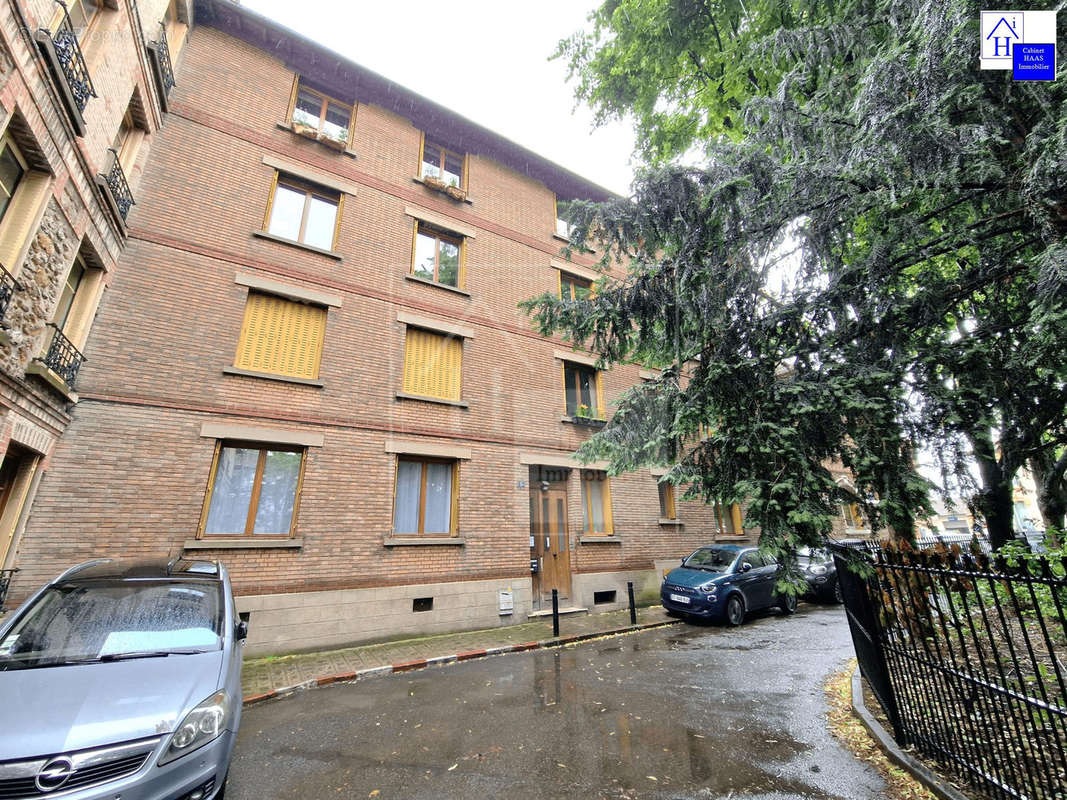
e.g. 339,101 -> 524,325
697,581 -> 718,594
158,690 -> 231,765
808,565 -> 828,576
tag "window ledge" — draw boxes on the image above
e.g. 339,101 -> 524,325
404,273 -> 471,297
253,230 -> 342,260
579,535 -> 620,544
658,518 -> 684,526
561,416 -> 607,428
553,233 -> 574,244
411,176 -> 474,205
183,538 -> 304,550
223,365 -> 325,388
384,536 -> 466,547
395,392 -> 469,409
26,361 -> 79,402
276,122 -> 358,159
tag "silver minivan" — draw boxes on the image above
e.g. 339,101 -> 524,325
0,558 -> 244,799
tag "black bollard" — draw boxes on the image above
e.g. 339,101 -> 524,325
552,588 -> 560,637
627,581 -> 637,624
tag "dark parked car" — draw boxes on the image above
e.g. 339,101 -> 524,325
660,544 -> 797,625
797,546 -> 844,603
0,558 -> 245,800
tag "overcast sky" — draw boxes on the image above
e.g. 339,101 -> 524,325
241,0 -> 637,196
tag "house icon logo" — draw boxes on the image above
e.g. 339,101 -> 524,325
981,11 -> 1023,63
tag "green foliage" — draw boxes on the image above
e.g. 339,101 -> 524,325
531,0 -> 1067,553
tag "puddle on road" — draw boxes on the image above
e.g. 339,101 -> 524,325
235,639 -> 852,800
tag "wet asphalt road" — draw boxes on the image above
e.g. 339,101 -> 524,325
227,604 -> 884,799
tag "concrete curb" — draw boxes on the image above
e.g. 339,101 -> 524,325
243,618 -> 680,707
850,667 -> 972,800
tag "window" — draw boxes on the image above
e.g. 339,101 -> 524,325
412,222 -> 463,287
290,81 -> 354,147
581,470 -> 614,535
265,174 -> 341,251
0,138 -> 26,223
841,503 -> 866,529
57,0 -> 98,39
233,292 -> 327,380
714,502 -> 742,536
658,482 -> 676,520
393,457 -> 458,535
739,550 -> 762,570
200,442 -> 306,537
554,197 -> 574,240
402,327 -> 462,402
420,139 -> 464,188
52,254 -> 87,333
559,272 -> 591,301
563,362 -> 603,418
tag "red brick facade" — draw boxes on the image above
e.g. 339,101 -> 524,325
8,1 -> 754,650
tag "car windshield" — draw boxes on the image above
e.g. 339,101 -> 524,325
0,580 -> 223,670
682,547 -> 736,573
796,547 -> 831,567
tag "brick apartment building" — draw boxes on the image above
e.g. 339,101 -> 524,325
0,0 -> 184,593
4,0 -> 770,654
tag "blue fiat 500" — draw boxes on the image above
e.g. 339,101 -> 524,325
660,544 -> 797,625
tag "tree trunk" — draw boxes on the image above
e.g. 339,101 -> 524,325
971,431 -> 1016,550
1030,449 -> 1067,534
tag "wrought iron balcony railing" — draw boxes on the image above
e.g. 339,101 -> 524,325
101,148 -> 135,223
0,263 -> 21,325
146,21 -> 176,111
34,1 -> 97,135
40,323 -> 85,388
0,568 -> 17,610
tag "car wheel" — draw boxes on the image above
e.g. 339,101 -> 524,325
779,592 -> 797,615
833,580 -> 844,604
724,594 -> 745,627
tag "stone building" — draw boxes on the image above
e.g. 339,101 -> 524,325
0,0 -> 187,594
6,0 -> 753,653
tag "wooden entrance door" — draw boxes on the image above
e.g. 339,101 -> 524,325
530,486 -> 571,601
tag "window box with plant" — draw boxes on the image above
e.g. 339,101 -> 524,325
288,80 -> 355,154
420,139 -> 467,201
572,404 -> 606,427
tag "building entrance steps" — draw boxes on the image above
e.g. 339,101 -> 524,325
241,605 -> 677,704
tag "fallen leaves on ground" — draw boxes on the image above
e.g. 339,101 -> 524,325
824,659 -> 935,800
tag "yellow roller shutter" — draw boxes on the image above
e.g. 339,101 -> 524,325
402,328 -> 462,401
234,292 -> 326,379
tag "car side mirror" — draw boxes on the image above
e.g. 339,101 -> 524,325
681,558 -> 686,565
235,620 -> 248,641
740,562 -> 753,573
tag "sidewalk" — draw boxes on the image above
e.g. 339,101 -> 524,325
241,606 -> 677,702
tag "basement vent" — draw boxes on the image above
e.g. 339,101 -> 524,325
593,590 -> 617,605
412,597 -> 433,613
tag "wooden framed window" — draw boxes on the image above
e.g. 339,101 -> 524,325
52,253 -> 87,333
54,0 -> 99,39
841,502 -> 866,529
233,292 -> 327,380
581,469 -> 614,535
402,327 -> 462,402
412,222 -> 463,287
714,502 -> 743,536
0,138 -> 27,224
559,272 -> 591,301
163,0 -> 188,56
563,361 -> 604,418
658,482 -> 676,520
265,173 -> 341,251
288,79 -> 355,148
420,138 -> 465,188
392,457 -> 458,535
199,442 -> 307,537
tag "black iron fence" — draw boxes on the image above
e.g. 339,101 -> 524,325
833,543 -> 1067,799
40,1 -> 97,113
101,148 -> 135,222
